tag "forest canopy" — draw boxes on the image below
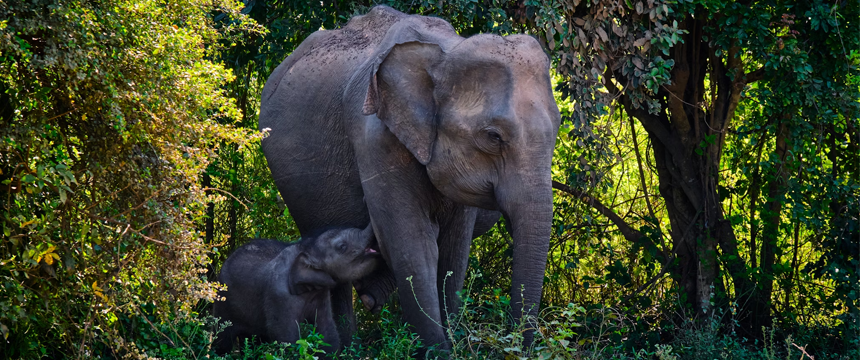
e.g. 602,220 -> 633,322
1,0 -> 858,359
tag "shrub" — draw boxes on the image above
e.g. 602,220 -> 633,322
0,1 -> 262,357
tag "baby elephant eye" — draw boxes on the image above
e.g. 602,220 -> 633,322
337,242 -> 348,253
487,131 -> 502,143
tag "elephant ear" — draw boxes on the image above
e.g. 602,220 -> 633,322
288,252 -> 337,296
363,41 -> 444,165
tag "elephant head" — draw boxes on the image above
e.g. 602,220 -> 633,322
289,224 -> 380,295
362,29 -> 561,325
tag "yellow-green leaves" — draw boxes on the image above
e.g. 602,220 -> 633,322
33,245 -> 59,266
92,281 -> 108,302
0,0 -> 261,357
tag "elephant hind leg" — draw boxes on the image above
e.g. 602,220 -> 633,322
436,204 -> 477,325
472,208 -> 501,239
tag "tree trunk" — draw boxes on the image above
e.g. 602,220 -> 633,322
647,129 -> 721,317
610,12 -> 754,318
751,119 -> 789,330
748,141 -> 765,269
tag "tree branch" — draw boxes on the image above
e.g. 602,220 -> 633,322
553,181 -> 669,261
744,67 -> 765,83
83,211 -> 188,248
604,74 -> 683,157
552,181 -> 653,249
619,254 -> 675,304
629,115 -> 658,223
201,187 -> 248,211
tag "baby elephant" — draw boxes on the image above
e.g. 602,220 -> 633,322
213,224 -> 380,354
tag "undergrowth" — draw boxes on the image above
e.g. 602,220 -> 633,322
129,271 -> 857,359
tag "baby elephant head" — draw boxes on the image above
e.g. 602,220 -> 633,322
288,224 -> 380,295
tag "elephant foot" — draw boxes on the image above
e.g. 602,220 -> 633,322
353,266 -> 396,314
359,294 -> 380,313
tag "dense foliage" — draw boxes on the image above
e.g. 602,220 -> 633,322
0,0 -> 262,357
1,0 -> 857,359
526,0 -> 860,349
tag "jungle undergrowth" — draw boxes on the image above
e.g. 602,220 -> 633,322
132,271 -> 854,359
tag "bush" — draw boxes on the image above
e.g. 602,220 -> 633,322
0,1 -> 262,357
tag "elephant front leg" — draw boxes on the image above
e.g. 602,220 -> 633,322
311,295 -> 341,354
212,322 -> 237,354
365,198 -> 447,348
265,304 -> 302,346
354,115 -> 449,348
388,224 -> 448,348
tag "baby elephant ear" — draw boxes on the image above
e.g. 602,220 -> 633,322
363,41 -> 443,165
288,253 -> 337,295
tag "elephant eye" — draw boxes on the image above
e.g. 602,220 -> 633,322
337,242 -> 348,253
477,127 -> 505,155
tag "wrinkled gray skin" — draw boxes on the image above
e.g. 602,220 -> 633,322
259,6 -> 561,348
212,225 -> 379,354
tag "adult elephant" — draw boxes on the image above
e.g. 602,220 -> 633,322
259,6 -> 560,348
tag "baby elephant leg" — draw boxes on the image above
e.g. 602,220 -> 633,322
265,301 -> 302,346
213,323 -> 236,354
314,296 -> 341,354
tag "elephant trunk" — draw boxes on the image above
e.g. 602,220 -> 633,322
497,172 -> 553,343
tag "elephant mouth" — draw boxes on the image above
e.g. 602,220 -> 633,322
364,238 -> 380,256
